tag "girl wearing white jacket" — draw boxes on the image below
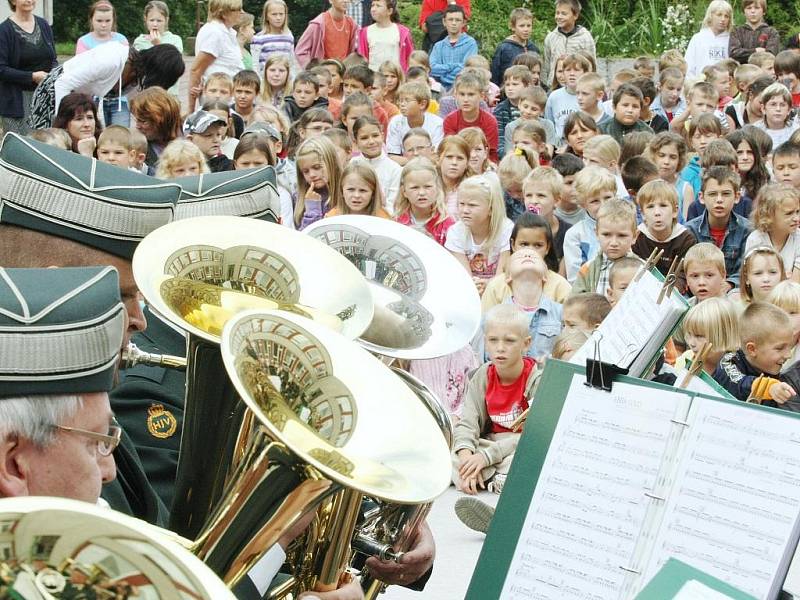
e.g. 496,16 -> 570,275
684,0 -> 734,78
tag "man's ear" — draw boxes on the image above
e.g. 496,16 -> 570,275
698,191 -> 705,206
0,435 -> 30,498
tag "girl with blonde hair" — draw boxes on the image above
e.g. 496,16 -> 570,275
260,53 -> 292,108
294,136 -> 343,229
250,0 -> 296,76
437,135 -> 474,218
747,183 -> 800,281
328,162 -> 389,217
155,139 -> 209,178
684,0 -> 734,77
445,175 -> 514,294
394,157 -> 454,245
676,297 -> 740,374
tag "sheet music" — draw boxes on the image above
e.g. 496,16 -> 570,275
499,374 -> 685,600
569,272 -> 686,375
640,400 -> 800,599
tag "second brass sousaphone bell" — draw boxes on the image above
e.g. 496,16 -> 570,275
304,215 -> 481,358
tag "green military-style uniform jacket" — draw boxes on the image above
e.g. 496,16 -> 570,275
111,306 -> 186,511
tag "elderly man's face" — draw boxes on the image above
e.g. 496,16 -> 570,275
16,392 -> 117,503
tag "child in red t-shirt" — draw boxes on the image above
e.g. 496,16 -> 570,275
443,72 -> 499,162
452,303 -> 538,495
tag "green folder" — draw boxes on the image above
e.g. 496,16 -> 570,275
466,360 -> 800,600
634,558 -> 756,599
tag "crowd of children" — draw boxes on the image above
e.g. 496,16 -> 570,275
11,0 -> 800,535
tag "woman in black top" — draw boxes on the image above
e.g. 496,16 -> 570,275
0,0 -> 57,134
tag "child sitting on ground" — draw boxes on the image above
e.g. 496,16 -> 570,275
561,292 -> 611,335
482,212 -> 572,312
745,183 -> 800,281
674,297 -> 740,374
453,303 -> 539,495
686,166 -> 752,289
632,179 -> 698,293
95,125 -> 137,170
768,281 -> 800,370
571,198 -> 640,295
606,255 -> 643,306
713,301 -> 796,405
562,166 -> 618,283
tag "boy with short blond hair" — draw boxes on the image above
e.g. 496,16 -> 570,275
443,73 -> 499,161
96,125 -> 137,170
714,302 -> 796,404
495,65 -> 534,158
732,63 -> 763,102
659,49 -> 688,75
504,87 -> 557,150
129,128 -> 148,174
542,0 -> 596,86
773,142 -> 800,190
523,166 -> 572,260
544,52 -> 591,142
387,81 -> 444,161
632,179 -> 697,292
453,303 -> 539,495
683,242 -> 728,302
571,198 -> 640,295
491,8 -> 539,86
686,166 -> 752,287
575,72 -> 608,125
729,0 -> 780,64
563,165 -> 618,283
202,71 -> 234,104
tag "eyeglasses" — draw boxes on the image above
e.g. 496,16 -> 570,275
404,144 -> 431,155
53,424 -> 122,457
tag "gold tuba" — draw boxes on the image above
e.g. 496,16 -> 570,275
0,496 -> 237,599
304,216 -> 481,597
220,309 -> 452,596
131,215 -> 455,595
132,216 -> 376,584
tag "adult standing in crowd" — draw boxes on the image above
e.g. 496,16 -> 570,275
0,0 -> 56,135
27,41 -> 184,130
188,0 -> 244,111
130,86 -> 182,171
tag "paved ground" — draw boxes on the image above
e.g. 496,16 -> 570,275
383,486 -> 499,600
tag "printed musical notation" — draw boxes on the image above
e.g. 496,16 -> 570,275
569,272 -> 685,374
641,400 -> 800,599
499,375 -> 684,599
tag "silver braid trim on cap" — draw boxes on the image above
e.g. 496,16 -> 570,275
0,305 -> 125,379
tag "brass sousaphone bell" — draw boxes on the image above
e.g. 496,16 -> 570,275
132,216 -> 376,585
0,497 -> 237,599
304,215 -> 481,596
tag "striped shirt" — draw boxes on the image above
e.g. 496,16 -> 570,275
251,32 -> 295,75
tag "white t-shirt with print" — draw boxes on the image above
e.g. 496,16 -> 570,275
445,218 -> 513,279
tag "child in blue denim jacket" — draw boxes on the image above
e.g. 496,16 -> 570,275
686,166 -> 752,288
